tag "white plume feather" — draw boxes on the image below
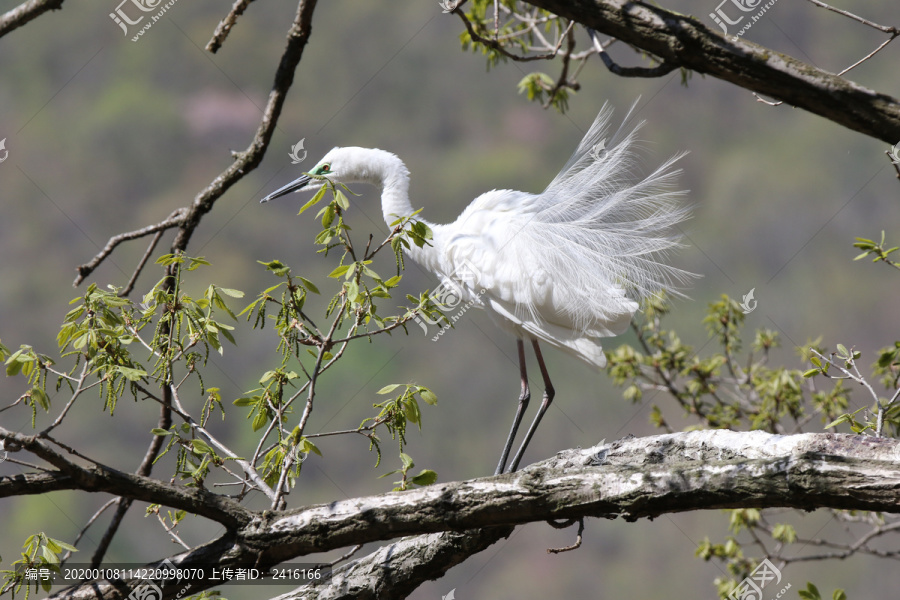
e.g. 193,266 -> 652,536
450,102 -> 695,341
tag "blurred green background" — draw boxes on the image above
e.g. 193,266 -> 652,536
1,0 -> 898,598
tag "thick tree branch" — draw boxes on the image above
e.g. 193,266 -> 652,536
277,530 -> 514,600
0,427 -> 251,529
242,430 -> 900,561
520,0 -> 900,143
44,430 -> 900,600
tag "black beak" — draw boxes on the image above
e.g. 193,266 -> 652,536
260,174 -> 312,204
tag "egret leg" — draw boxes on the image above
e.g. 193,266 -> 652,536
507,339 -> 555,472
494,339 -> 530,475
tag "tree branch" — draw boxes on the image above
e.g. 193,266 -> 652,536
0,426 -> 251,529
0,0 -> 64,39
276,530 -> 513,600
520,0 -> 900,143
73,209 -> 185,287
207,0 -> 258,53
42,430 -> 900,600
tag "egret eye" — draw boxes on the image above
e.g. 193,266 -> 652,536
319,164 -> 331,174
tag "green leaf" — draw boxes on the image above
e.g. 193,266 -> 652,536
411,469 -> 438,486
799,582 -> 822,600
48,537 -> 77,552
329,265 -> 351,279
292,437 -> 321,458
299,186 -> 327,215
233,397 -> 256,406
335,190 -> 350,210
346,280 -> 359,302
31,387 -> 50,411
825,415 -> 850,429
259,259 -> 291,277
299,277 -> 320,294
191,439 -> 213,455
218,287 -> 244,298
63,305 -> 86,323
404,399 -> 421,427
802,369 -> 820,378
399,452 -> 414,469
117,366 -> 147,381
321,205 -> 335,228
419,388 -> 438,405
151,428 -> 173,436
252,411 -> 269,431
377,384 -> 401,395
772,523 -> 796,543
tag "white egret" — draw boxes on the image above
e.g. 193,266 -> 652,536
261,103 -> 695,474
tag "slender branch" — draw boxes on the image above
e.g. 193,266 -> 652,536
74,209 -> 184,287
837,33 -> 899,77
0,425 -> 251,529
588,29 -> 676,78
206,0 -> 258,53
456,8 -> 570,62
155,510 -> 192,549
0,0 -> 64,38
803,0 -> 899,35
40,362 -> 90,435
121,228 -> 166,296
61,498 -> 118,563
163,383 -> 278,502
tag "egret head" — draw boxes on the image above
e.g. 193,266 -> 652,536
260,147 -> 406,204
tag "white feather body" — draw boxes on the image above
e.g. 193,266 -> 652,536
308,104 -> 694,369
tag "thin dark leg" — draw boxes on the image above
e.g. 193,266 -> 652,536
508,339 -> 555,472
495,339 -> 530,475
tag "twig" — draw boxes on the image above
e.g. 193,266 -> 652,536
542,25 -> 578,109
588,29 -> 676,78
164,383 -> 278,502
121,228 -> 166,296
206,0 -> 257,53
156,511 -> 191,549
326,544 -> 362,567
456,9 -> 570,62
837,34 -> 899,77
546,517 -> 584,553
753,93 -> 783,106
61,498 -> 118,563
0,0 -> 64,38
804,0 -> 899,34
74,209 -> 184,287
40,363 -> 90,435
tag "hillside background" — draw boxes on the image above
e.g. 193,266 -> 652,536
1,0 -> 898,598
